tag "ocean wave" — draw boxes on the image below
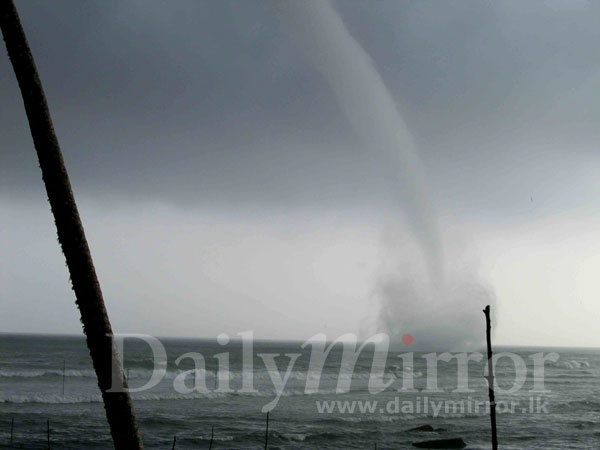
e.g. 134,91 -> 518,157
0,393 -> 102,404
0,386 -> 353,404
0,367 -> 402,382
560,399 -> 600,410
304,431 -> 348,442
389,365 -> 424,378
548,373 -> 597,380
198,434 -> 234,442
270,428 -> 365,444
341,415 -> 397,423
272,431 -> 309,442
0,369 -> 97,379
0,368 -> 233,381
549,360 -> 592,370
572,420 -> 598,430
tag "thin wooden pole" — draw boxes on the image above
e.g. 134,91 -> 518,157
264,412 -> 269,450
171,435 -> 176,450
483,305 -> 498,450
10,417 -> 13,445
0,2 -> 143,449
47,419 -> 50,449
208,425 -> 214,450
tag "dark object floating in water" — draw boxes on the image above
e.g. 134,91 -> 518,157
412,438 -> 467,449
407,425 -> 435,432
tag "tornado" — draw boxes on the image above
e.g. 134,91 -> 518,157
273,0 -> 444,284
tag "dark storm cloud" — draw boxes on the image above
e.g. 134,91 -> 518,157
2,0 -> 599,216
3,0 -> 600,343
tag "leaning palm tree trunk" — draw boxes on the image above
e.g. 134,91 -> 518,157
0,2 -> 143,449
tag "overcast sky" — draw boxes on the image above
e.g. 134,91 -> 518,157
2,0 -> 600,347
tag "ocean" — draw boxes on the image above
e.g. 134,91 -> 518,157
0,334 -> 599,449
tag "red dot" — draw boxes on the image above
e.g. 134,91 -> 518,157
401,333 -> 414,346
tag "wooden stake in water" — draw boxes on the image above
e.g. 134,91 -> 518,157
171,435 -> 176,450
483,305 -> 498,450
208,426 -> 214,450
47,419 -> 50,449
264,412 -> 269,450
62,359 -> 65,396
10,417 -> 14,445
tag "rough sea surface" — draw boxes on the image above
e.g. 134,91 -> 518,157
0,334 -> 599,449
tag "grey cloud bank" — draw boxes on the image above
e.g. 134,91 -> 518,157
2,0 -> 600,345
1,0 -> 598,216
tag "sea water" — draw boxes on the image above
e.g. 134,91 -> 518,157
0,334 -> 599,449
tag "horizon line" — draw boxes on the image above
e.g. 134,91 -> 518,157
1,331 -> 599,350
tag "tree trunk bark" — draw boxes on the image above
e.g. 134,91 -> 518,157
0,2 -> 143,448
483,305 -> 498,450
